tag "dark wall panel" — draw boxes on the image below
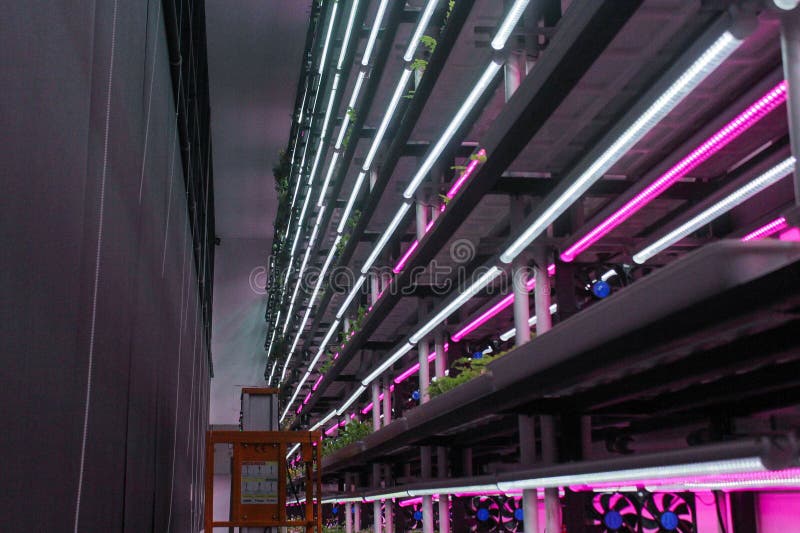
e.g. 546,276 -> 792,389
0,1 -> 210,531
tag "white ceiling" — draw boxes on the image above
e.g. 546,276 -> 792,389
206,0 -> 311,424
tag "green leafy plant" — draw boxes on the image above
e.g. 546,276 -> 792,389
335,233 -> 350,255
438,193 -> 451,205
450,164 -> 467,171
280,414 -> 295,431
411,58 -> 428,73
470,151 -> 488,163
420,35 -> 437,55
428,351 -> 512,398
341,123 -> 353,149
346,106 -> 357,121
319,357 -> 334,375
322,420 -> 372,456
404,89 -> 416,100
347,209 -> 361,230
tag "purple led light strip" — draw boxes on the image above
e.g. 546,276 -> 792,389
561,81 -> 788,262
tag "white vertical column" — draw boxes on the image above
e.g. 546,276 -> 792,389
515,198 -> 537,532
434,331 -> 446,379
370,273 -> 381,306
511,197 -> 531,345
504,51 -> 523,102
384,464 -> 394,533
540,415 -> 561,532
418,338 -> 430,403
372,463 -> 382,533
382,375 -> 392,425
519,415 -> 539,533
534,245 -> 558,532
437,446 -> 450,533
420,447 -> 434,533
371,381 -> 381,430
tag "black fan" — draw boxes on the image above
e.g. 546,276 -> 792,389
467,495 -> 503,532
402,502 -> 424,531
641,493 -> 695,533
588,492 -> 639,532
500,496 -> 524,532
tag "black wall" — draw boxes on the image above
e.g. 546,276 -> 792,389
1,1 -> 210,530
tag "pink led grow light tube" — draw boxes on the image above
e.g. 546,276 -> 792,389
392,150 -> 487,274
561,81 -> 788,263
451,264 -> 555,342
741,217 -> 789,241
393,353 -> 437,384
446,149 -> 486,199
393,219 -> 435,274
392,342 -> 450,385
312,374 -> 324,391
359,385 -> 395,415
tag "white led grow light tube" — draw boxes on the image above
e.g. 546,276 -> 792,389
409,267 -> 503,344
403,61 -> 502,198
311,410 -> 337,431
498,303 -> 558,341
403,0 -> 440,62
307,319 -> 340,373
491,0 -> 530,50
408,484 -> 501,497
362,68 -> 413,172
318,1 -> 339,75
337,171 -> 368,233
362,0 -> 389,66
337,0 -> 361,70
633,157 -> 794,263
282,373 -> 310,421
361,202 -> 412,274
500,31 -> 742,263
316,152 -> 340,207
267,360 -> 278,386
336,274 -> 367,319
496,457 -> 765,491
361,342 -> 414,386
286,443 -> 300,459
336,384 -> 368,415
